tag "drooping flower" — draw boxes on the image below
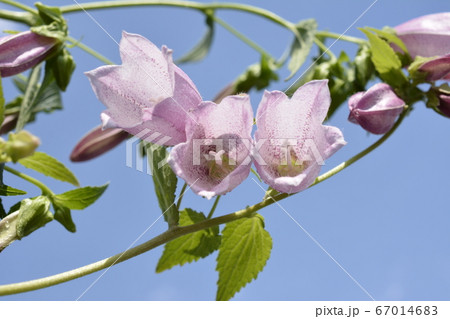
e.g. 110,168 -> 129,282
253,80 -> 346,194
70,125 -> 129,162
0,31 -> 59,77
86,31 -> 202,146
394,12 -> 450,59
348,83 -> 405,135
168,95 -> 253,199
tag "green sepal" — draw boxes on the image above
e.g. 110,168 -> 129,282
156,208 -> 221,272
53,202 -> 76,232
16,196 -> 53,239
47,49 -> 76,91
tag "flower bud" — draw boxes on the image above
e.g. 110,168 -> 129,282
0,31 -> 59,77
348,83 -> 405,134
0,114 -> 19,135
417,54 -> 450,81
0,130 -> 40,163
394,12 -> 450,59
70,125 -> 129,162
437,93 -> 450,117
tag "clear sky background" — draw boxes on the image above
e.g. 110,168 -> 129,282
1,0 -> 450,301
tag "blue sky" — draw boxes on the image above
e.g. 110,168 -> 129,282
1,0 -> 450,300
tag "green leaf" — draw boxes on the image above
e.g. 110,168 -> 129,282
19,151 -> 79,186
359,28 -> 408,87
53,202 -> 76,232
0,185 -> 27,196
15,65 -> 42,131
33,78 -> 63,114
16,196 -> 53,239
366,26 -> 408,54
53,184 -> 108,210
216,214 -> 272,300
176,15 -> 214,64
286,19 -> 317,80
156,208 -> 221,272
146,143 -> 178,227
35,2 -> 64,25
234,55 -> 278,93
0,76 -> 4,127
0,198 -> 6,219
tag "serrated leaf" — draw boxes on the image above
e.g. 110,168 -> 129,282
366,26 -> 408,54
16,196 -> 53,239
286,19 -> 317,80
146,143 -> 178,227
156,208 -> 221,273
359,28 -> 408,87
216,214 -> 272,301
33,77 -> 63,114
53,202 -> 75,232
19,151 -> 79,186
0,185 -> 27,196
53,184 -> 108,210
176,15 -> 214,64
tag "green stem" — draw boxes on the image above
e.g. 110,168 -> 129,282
315,30 -> 366,45
66,36 -> 115,65
0,107 -> 409,296
313,37 -> 336,60
0,0 -> 37,15
212,16 -> 272,59
207,195 -> 220,219
176,182 -> 188,210
3,165 -> 54,196
60,1 -> 300,40
0,9 -> 37,25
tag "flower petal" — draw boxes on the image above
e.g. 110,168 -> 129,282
168,95 -> 253,199
254,80 -> 346,194
418,54 -> 450,81
394,12 -> 450,58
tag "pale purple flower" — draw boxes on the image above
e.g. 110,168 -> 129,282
348,83 -> 405,135
394,12 -> 450,59
86,31 -> 202,146
168,95 -> 253,199
253,80 -> 346,194
418,54 -> 450,81
0,31 -> 58,77
70,125 -> 129,162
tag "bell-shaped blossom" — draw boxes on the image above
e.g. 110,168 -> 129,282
253,80 -> 346,194
348,83 -> 405,135
86,31 -> 202,146
0,31 -> 59,77
417,54 -> 450,81
70,125 -> 129,162
394,12 -> 450,59
168,95 -> 253,199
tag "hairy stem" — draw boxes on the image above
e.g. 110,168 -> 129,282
3,165 -> 54,196
207,195 -> 221,219
0,9 -> 37,25
0,0 -> 37,15
60,1 -> 301,40
0,107 -> 408,296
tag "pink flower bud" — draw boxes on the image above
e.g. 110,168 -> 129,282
394,12 -> 450,59
437,93 -> 450,117
348,83 -> 405,135
0,31 -> 59,77
418,54 -> 450,81
70,125 -> 129,162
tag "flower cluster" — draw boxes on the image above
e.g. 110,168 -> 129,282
87,32 -> 346,198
